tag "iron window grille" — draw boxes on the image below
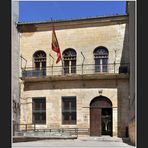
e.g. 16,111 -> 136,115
32,97 -> 46,124
63,48 -> 77,74
94,47 -> 109,72
62,96 -> 76,125
33,51 -> 46,76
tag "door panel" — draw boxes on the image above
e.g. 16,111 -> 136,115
90,96 -> 112,136
90,108 -> 101,136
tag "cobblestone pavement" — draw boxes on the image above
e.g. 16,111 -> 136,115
12,136 -> 136,148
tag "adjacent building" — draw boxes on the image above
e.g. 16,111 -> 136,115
12,1 -> 20,134
127,1 -> 136,145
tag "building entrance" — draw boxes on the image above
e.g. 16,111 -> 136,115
90,96 -> 112,136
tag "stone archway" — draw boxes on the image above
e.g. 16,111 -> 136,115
90,96 -> 112,136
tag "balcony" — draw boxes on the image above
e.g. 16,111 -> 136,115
21,63 -> 129,80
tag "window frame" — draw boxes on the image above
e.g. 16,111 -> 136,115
94,47 -> 109,73
63,48 -> 77,74
33,50 -> 47,76
32,97 -> 46,124
62,96 -> 77,125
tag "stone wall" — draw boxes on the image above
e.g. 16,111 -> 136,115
128,1 -> 136,145
20,20 -> 129,69
12,1 -> 20,125
128,120 -> 136,145
20,77 -> 129,137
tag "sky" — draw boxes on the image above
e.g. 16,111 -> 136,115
19,1 -> 127,22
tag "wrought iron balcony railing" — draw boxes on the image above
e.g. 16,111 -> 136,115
21,63 -> 129,78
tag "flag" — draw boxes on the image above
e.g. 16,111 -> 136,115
51,24 -> 61,64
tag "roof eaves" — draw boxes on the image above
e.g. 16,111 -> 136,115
17,14 -> 128,26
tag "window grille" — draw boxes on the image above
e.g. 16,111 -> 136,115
62,96 -> 76,124
94,47 -> 109,72
63,49 -> 77,74
32,97 -> 46,124
33,51 -> 46,76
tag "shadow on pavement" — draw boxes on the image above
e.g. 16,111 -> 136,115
122,138 -> 135,146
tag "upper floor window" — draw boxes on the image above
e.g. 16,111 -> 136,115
63,48 -> 77,74
93,47 -> 109,72
33,50 -> 46,76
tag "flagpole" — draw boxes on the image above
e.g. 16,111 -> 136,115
51,18 -> 64,74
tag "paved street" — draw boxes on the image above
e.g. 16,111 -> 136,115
12,136 -> 135,148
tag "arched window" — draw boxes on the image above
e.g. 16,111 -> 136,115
93,47 -> 108,72
33,50 -> 46,76
63,48 -> 77,74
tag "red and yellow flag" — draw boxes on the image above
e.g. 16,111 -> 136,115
51,24 -> 61,64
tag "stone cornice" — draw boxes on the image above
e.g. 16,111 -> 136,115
17,15 -> 128,32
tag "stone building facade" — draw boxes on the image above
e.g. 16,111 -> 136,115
127,1 -> 136,145
12,1 -> 20,132
17,15 -> 130,137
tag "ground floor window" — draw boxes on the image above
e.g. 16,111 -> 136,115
62,96 -> 76,124
32,97 -> 46,124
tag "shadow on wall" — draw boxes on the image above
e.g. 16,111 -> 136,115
24,79 -> 119,91
122,137 -> 135,146
117,23 -> 130,138
120,23 -> 129,74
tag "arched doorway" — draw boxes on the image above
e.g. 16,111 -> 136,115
90,96 -> 112,136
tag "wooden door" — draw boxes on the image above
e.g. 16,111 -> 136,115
90,96 -> 112,136
90,108 -> 101,136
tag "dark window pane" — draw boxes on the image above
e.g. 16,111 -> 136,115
63,48 -> 76,58
64,60 -> 69,74
102,58 -> 108,72
95,58 -> 100,72
32,98 -> 46,124
71,60 -> 76,73
71,112 -> 76,120
35,62 -> 40,69
63,113 -> 70,120
42,62 -> 46,76
94,47 -> 108,56
42,62 -> 46,68
62,97 -> 76,124
33,113 -> 46,124
63,101 -> 70,111
71,100 -> 76,111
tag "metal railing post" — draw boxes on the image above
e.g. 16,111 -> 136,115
114,62 -> 116,73
34,123 -> 36,131
18,124 -> 20,132
13,124 -> 15,136
76,128 -> 78,137
51,66 -> 53,76
25,124 -> 27,132
81,52 -> 85,75
82,64 -> 83,75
